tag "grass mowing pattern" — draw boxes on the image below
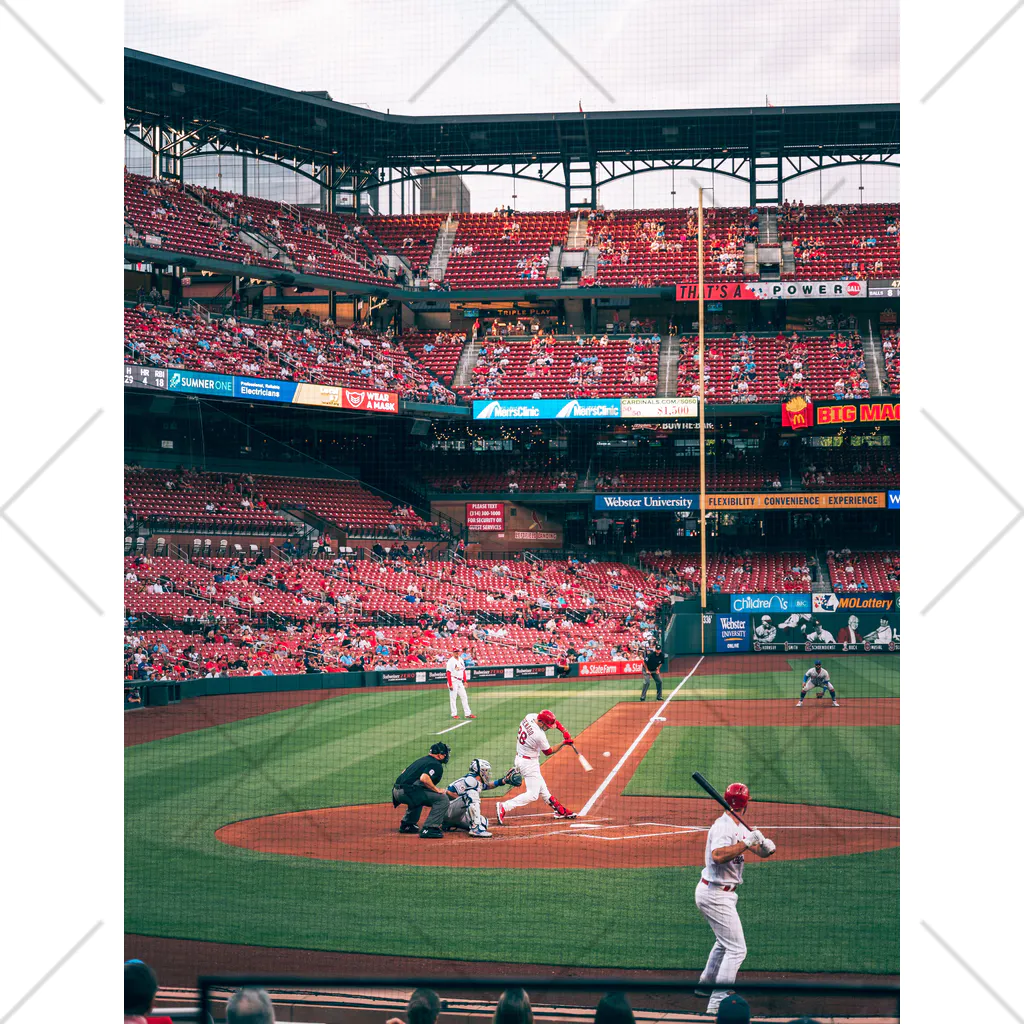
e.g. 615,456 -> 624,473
125,662 -> 898,972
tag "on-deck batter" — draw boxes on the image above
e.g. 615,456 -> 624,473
694,782 -> 776,1015
495,709 -> 578,823
445,648 -> 475,719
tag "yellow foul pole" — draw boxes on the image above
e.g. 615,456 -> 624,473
698,188 -> 707,637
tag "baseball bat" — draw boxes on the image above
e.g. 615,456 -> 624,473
691,771 -> 752,830
569,744 -> 594,772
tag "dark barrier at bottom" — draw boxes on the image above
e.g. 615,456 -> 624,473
196,976 -> 899,1023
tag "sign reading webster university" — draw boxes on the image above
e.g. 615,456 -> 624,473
814,399 -> 900,426
705,492 -> 888,509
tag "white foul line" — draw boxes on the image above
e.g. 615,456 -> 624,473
436,720 -> 472,735
578,655 -> 705,817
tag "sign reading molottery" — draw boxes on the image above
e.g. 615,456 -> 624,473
596,493 -> 699,511
578,660 -> 644,676
704,492 -> 888,509
813,593 -> 899,613
465,502 -> 505,532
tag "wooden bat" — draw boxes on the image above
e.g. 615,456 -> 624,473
569,744 -> 593,772
692,771 -> 751,830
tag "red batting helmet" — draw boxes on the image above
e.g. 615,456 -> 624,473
537,709 -> 557,728
723,783 -> 749,812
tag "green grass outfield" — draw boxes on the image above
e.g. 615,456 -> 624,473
125,657 -> 899,972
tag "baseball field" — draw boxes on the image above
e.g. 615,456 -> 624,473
125,654 -> 898,977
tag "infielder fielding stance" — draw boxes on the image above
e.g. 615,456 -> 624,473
695,782 -> 776,1015
445,648 -> 476,719
797,659 -> 839,706
496,709 -> 578,823
443,758 -> 523,838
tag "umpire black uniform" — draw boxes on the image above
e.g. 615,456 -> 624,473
640,647 -> 665,702
393,742 -> 453,839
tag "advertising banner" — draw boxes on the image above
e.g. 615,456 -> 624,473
814,399 -> 901,426
730,593 -> 811,614
578,660 -> 645,676
596,493 -> 700,511
746,280 -> 866,300
512,530 -> 558,540
813,593 -> 899,613
339,388 -> 400,414
716,614 -> 751,652
466,502 -> 505,532
124,364 -> 168,389
235,377 -> 298,402
473,398 -> 621,420
781,396 -> 814,430
887,490 -> 900,510
704,492 -> 887,510
620,397 -> 698,419
167,370 -> 235,395
749,609 -> 899,652
675,283 -> 764,301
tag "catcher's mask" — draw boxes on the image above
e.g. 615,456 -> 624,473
430,742 -> 451,763
723,782 -> 750,812
469,758 -> 492,784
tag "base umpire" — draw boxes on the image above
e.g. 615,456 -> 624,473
640,644 -> 665,702
393,742 -> 453,839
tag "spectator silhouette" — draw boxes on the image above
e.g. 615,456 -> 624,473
595,992 -> 635,1024
494,988 -> 533,1024
227,986 -> 276,1023
124,960 -> 171,1024
386,987 -> 443,1024
716,995 -> 750,1023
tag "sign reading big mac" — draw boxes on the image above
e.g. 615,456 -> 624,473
814,399 -> 900,427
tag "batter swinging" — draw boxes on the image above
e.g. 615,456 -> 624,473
495,709 -> 578,823
694,782 -> 776,1016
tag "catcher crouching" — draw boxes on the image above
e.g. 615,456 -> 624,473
443,759 -> 523,838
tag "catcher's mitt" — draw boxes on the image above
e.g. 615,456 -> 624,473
501,767 -> 524,787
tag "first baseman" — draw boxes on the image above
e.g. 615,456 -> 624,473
496,709 -> 577,823
445,648 -> 475,719
695,783 -> 776,1015
797,660 -> 839,706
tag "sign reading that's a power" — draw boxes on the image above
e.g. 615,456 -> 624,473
815,399 -> 900,426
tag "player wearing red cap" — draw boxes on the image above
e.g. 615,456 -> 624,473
495,709 -> 577,824
694,782 -> 777,1016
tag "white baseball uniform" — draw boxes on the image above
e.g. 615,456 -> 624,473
866,622 -> 894,644
501,713 -> 553,811
801,665 -> 832,696
753,621 -> 776,642
806,626 -> 835,643
695,812 -> 753,1014
445,655 -> 472,716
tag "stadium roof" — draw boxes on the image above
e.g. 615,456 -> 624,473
125,48 -> 898,205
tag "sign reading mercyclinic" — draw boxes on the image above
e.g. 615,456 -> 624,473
730,594 -> 811,614
595,493 -> 699,511
473,399 -> 621,420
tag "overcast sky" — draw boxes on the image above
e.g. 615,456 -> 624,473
125,0 -> 899,211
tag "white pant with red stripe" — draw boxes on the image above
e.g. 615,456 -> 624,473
695,880 -> 747,1013
500,755 -> 550,812
448,680 -> 472,716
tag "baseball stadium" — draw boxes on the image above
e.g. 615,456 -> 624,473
123,14 -> 900,1023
